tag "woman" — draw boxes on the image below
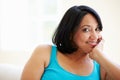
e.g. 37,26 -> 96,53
21,5 -> 120,80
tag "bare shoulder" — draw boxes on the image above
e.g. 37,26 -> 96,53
31,44 -> 52,67
33,44 -> 51,56
21,45 -> 52,80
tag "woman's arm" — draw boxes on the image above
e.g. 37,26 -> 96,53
21,45 -> 51,80
100,60 -> 118,80
98,53 -> 120,80
89,40 -> 120,80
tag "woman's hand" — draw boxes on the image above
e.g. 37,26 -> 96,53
89,38 -> 104,61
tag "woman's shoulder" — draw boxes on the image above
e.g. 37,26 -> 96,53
21,45 -> 52,80
33,44 -> 52,54
31,44 -> 53,67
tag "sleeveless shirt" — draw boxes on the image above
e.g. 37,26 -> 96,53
41,46 -> 100,80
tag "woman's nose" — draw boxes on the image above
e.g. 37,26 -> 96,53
90,31 -> 99,40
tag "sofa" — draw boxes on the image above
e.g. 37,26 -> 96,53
0,64 -> 23,80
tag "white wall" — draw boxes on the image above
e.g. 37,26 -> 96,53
0,0 -> 120,66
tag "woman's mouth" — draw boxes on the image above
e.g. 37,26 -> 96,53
87,41 -> 98,47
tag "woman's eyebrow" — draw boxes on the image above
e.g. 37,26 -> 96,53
80,24 -> 99,29
80,25 -> 91,28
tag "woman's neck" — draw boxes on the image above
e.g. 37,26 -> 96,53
61,50 -> 91,63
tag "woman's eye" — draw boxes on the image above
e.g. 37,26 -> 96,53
82,28 -> 90,32
96,28 -> 101,32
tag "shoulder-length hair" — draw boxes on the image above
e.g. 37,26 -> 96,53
52,5 -> 103,54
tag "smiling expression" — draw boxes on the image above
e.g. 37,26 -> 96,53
73,13 -> 102,53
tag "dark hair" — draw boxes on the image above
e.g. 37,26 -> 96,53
52,5 -> 103,54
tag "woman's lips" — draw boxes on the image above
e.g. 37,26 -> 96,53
87,41 -> 98,47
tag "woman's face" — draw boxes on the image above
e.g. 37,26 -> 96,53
73,13 -> 102,53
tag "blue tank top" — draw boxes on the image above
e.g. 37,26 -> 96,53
41,46 -> 100,80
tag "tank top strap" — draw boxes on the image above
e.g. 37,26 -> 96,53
50,45 -> 57,61
46,45 -> 57,68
